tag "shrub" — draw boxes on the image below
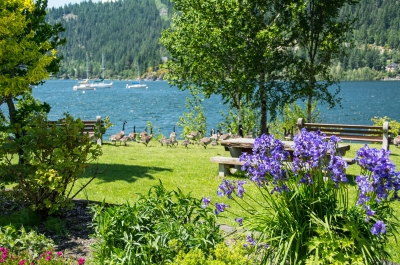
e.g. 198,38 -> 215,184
0,114 -> 102,216
90,181 -> 223,264
208,129 -> 399,264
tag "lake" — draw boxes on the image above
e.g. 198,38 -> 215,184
3,80 -> 400,138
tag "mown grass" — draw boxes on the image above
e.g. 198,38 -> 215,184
5,138 -> 400,262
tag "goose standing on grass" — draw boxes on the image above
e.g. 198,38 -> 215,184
140,127 -> 153,146
394,130 -> 400,147
181,140 -> 194,148
210,129 -> 219,141
128,125 -> 137,141
198,136 -> 212,149
139,127 -> 148,139
170,126 -> 177,141
110,121 -> 126,145
219,128 -> 231,141
186,130 -> 202,141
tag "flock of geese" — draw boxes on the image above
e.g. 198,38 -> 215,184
108,121 -> 235,148
108,122 -> 400,148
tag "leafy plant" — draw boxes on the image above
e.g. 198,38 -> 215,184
90,181 -> 223,264
208,130 -> 399,264
371,116 -> 400,137
218,103 -> 260,137
176,89 -> 207,139
0,113 -> 103,216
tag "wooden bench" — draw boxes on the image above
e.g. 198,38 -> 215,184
49,116 -> 105,145
297,118 -> 390,164
210,156 -> 245,177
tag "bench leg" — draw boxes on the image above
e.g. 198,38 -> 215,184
218,164 -> 231,177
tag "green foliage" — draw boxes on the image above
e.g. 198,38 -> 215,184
218,105 -> 260,137
90,181 -> 223,264
371,116 -> 400,137
171,240 -> 253,265
0,114 -> 102,216
176,90 -> 207,139
0,225 -> 54,259
0,226 -> 85,264
269,101 -> 321,139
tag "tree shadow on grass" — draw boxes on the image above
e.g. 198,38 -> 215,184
82,163 -> 172,183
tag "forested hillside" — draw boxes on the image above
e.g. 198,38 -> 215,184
47,0 -> 400,80
46,0 -> 171,80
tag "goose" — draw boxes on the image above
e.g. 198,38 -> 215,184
139,127 -> 148,139
181,140 -> 194,148
170,126 -> 177,141
140,127 -> 153,146
394,130 -> 400,147
159,137 -> 172,147
127,125 -> 137,141
283,127 -> 293,141
110,121 -> 126,145
186,130 -> 202,141
170,137 -> 178,147
219,128 -> 231,141
197,136 -> 212,149
210,129 -> 219,141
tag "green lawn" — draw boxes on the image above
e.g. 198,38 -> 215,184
7,138 -> 400,262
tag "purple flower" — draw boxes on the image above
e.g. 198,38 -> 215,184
371,220 -> 386,237
235,217 -> 243,226
217,179 -> 236,198
236,180 -> 246,198
202,197 -> 211,208
246,235 -> 256,246
215,202 -> 229,214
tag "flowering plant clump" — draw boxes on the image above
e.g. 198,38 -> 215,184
0,248 -> 85,264
205,129 -> 399,264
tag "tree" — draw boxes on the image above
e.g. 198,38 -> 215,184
161,0 -> 296,136
0,0 -> 65,161
291,0 -> 358,122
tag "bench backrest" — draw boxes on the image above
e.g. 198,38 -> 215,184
296,118 -> 390,150
49,116 -> 104,145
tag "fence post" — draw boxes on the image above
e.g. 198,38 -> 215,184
96,116 -> 102,145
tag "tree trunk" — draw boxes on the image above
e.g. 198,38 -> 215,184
6,96 -> 25,164
259,76 -> 268,136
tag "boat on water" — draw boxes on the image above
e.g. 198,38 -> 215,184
73,53 -> 95,90
90,54 -> 113,89
126,81 -> 147,88
126,63 -> 147,88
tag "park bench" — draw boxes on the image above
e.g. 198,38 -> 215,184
49,116 -> 105,145
296,118 -> 391,164
210,156 -> 245,177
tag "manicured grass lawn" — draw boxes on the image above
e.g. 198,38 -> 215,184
6,138 -> 400,262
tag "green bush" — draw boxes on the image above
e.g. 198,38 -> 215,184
0,114 -> 102,215
90,181 -> 223,264
371,116 -> 400,137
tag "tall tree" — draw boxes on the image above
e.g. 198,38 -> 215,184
292,0 -> 358,122
0,0 -> 65,162
161,0 -> 296,135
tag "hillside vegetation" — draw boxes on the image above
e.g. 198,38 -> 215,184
46,0 -> 400,80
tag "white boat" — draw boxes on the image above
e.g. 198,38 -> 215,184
90,54 -> 113,88
73,53 -> 95,90
126,63 -> 147,88
126,81 -> 147,88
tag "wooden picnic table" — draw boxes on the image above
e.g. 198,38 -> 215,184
220,138 -> 351,158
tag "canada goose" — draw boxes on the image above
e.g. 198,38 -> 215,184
219,128 -> 231,140
197,136 -> 212,149
119,135 -> 131,146
186,131 -> 202,140
170,137 -> 178,147
181,140 -> 194,148
139,127 -> 148,139
140,127 -> 153,146
159,137 -> 172,147
394,130 -> 400,147
115,121 -> 127,141
170,126 -> 177,141
283,127 -> 293,141
127,125 -> 137,141
210,129 -> 219,141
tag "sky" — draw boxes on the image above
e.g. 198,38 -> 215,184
48,0 -> 99,8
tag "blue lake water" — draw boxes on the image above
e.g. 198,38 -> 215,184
3,80 -> 400,138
